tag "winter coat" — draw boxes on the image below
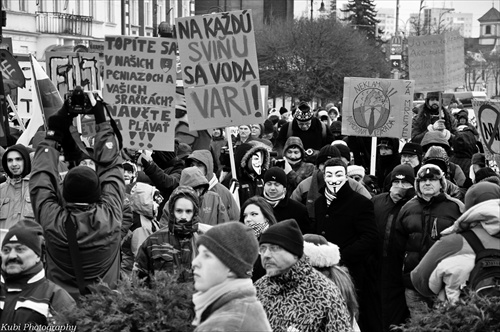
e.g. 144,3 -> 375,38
195,283 -> 272,332
394,192 -> 464,281
163,166 -> 229,226
411,103 -> 457,144
410,199 -> 500,303
283,136 -> 315,193
371,192 -> 414,330
450,128 -> 478,182
275,117 -> 334,157
30,122 -> 124,300
255,257 -> 352,332
290,170 -> 372,220
273,195 -> 312,234
187,150 -> 240,220
0,144 -> 34,229
0,263 -> 75,326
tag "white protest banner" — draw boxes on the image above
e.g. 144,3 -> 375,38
408,31 -> 464,92
342,77 -> 414,139
103,35 -> 177,151
176,10 -> 263,131
473,100 -> 500,155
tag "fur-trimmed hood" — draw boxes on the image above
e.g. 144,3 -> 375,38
303,236 -> 341,268
234,141 -> 270,175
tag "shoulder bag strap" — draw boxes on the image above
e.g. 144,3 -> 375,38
65,214 -> 91,296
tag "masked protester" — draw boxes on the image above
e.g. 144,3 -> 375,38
314,158 -> 382,332
371,164 -> 415,331
133,186 -> 204,284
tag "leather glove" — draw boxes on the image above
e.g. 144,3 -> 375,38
93,100 -> 106,124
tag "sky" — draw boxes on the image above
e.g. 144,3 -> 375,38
335,0 -> 498,37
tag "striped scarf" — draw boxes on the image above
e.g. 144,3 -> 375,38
263,190 -> 285,207
325,187 -> 336,206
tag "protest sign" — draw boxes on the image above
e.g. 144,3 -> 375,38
408,31 -> 464,92
176,10 -> 263,131
473,100 -> 500,155
342,77 -> 414,139
103,35 -> 177,151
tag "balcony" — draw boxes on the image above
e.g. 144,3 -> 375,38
36,12 -> 92,37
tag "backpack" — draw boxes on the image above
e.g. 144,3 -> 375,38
462,230 -> 500,297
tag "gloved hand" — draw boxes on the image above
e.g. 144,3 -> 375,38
46,103 -> 76,143
92,100 -> 106,124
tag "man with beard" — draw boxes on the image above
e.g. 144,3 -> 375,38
0,219 -> 75,326
314,158 -> 381,332
372,164 -> 415,331
0,144 -> 34,229
411,91 -> 457,144
134,186 -> 204,284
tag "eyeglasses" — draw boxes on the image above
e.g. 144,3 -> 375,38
258,244 -> 283,255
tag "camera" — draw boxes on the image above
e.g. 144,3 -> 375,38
65,86 -> 93,114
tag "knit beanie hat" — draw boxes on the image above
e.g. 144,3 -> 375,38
316,145 -> 341,166
197,222 -> 259,278
475,167 -> 500,183
332,143 -> 351,163
260,219 -> 304,258
464,182 -> 500,210
390,164 -> 415,185
2,219 -> 44,257
63,166 -> 101,203
330,121 -> 342,134
294,102 -> 313,122
401,142 -> 423,158
303,234 -> 340,268
347,165 -> 365,178
264,167 -> 287,187
279,107 -> 288,115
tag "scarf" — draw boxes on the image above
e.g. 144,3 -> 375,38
192,278 -> 253,326
324,187 -> 336,206
247,220 -> 269,238
208,174 -> 218,190
263,190 -> 285,207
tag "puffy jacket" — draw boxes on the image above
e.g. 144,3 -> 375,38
394,192 -> 464,278
411,103 -> 457,144
30,122 -> 124,300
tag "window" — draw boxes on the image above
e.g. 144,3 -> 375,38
486,25 -> 491,35
145,0 -> 151,26
19,0 -> 26,11
106,0 -> 115,23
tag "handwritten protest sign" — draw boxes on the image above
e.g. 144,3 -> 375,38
342,77 -> 414,139
408,31 -> 464,92
473,100 -> 500,155
176,10 -> 263,131
103,36 -> 177,151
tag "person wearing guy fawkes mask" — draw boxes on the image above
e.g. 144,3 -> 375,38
133,185 -> 203,285
371,164 -> 416,331
314,158 -> 382,332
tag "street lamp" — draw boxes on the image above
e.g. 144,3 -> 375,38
310,0 -> 326,20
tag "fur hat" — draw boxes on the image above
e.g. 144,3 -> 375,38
347,165 -> 365,178
316,145 -> 341,166
264,167 -> 287,187
303,234 -> 340,268
2,219 -> 44,257
63,166 -> 101,203
260,219 -> 303,258
416,164 -> 447,194
391,164 -> 415,185
197,222 -> 259,278
294,102 -> 313,122
464,182 -> 500,211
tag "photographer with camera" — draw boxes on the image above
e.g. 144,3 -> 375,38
29,88 -> 125,301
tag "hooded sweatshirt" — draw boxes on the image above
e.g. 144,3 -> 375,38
0,144 -> 34,229
283,136 -> 315,192
187,150 -> 240,220
161,166 -> 229,226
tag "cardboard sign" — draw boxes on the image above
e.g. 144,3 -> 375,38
176,10 -> 263,131
473,100 -> 500,155
408,31 -> 464,91
342,77 -> 414,139
103,35 -> 177,151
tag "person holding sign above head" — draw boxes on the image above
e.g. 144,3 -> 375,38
411,91 -> 457,144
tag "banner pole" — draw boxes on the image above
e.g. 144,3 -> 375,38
370,137 -> 377,176
225,127 -> 237,181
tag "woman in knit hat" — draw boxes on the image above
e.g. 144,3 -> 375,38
191,222 -> 272,332
303,234 -> 360,331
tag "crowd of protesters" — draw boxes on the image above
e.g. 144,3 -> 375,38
0,91 -> 499,331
